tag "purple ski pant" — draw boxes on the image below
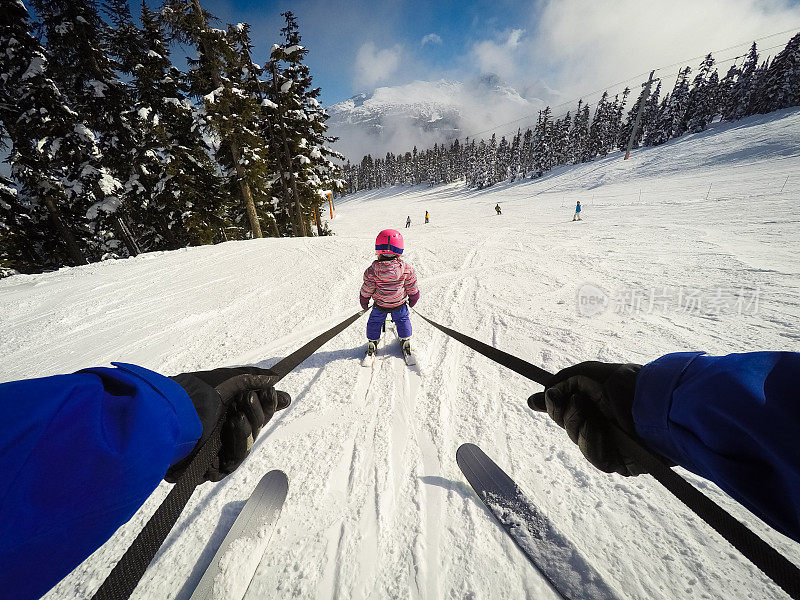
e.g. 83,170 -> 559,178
367,304 -> 412,340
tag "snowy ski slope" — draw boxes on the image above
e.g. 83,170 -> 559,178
1,108 -> 799,599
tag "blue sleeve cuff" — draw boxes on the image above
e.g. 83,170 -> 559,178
108,363 -> 202,466
632,352 -> 705,466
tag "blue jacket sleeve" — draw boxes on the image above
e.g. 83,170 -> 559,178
633,351 -> 800,542
0,363 -> 202,600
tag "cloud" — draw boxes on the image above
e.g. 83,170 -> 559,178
471,28 -> 526,80
353,41 -> 404,90
421,33 -> 443,46
531,0 -> 800,101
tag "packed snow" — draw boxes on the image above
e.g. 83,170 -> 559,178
1,108 -> 799,599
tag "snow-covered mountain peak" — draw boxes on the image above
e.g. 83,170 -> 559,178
326,77 -> 561,160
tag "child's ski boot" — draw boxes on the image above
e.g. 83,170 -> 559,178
400,337 -> 416,366
362,339 -> 379,367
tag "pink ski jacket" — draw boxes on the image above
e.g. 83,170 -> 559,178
360,258 -> 419,309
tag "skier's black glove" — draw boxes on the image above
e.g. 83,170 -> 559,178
528,361 -> 655,477
166,366 -> 291,483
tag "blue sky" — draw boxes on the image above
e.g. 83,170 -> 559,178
142,0 -> 800,107
144,0 -> 541,105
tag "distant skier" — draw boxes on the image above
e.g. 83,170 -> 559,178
495,203 -> 502,215
425,211 -> 430,224
405,215 -> 411,228
359,229 -> 419,360
573,201 -> 582,221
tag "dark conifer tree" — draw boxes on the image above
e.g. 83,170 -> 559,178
32,0 -> 139,257
618,81 -> 651,150
641,81 -> 662,146
1,0 -> 100,267
726,42 -> 759,121
717,64 -> 740,121
532,107 -> 552,177
683,54 -> 718,133
760,32 -> 800,112
125,1 -> 227,248
566,100 -> 587,163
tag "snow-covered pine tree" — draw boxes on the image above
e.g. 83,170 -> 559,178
717,64 -> 740,122
683,53 -> 718,133
658,66 -> 691,140
449,139 -> 461,182
641,81 -> 662,146
264,27 -> 309,234
122,1 -> 227,248
745,59 -> 772,115
649,92 -> 672,145
608,88 -> 629,152
587,92 -> 612,159
509,129 -> 522,181
521,128 -> 533,175
486,133 -> 497,187
496,136 -> 510,182
576,102 -> 592,162
0,0 -> 104,268
104,0 -> 145,75
427,144 -> 437,185
161,0 -> 265,238
271,12 -> 342,235
0,174 -> 22,276
552,112 -> 570,167
466,140 -> 478,187
476,139 -> 490,189
532,106 -> 552,177
759,31 -> 800,113
31,0 -> 137,257
618,80 -> 651,150
724,42 -> 759,121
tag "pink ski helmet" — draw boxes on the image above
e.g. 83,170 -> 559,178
375,229 -> 404,256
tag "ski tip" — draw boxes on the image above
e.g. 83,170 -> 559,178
263,469 -> 288,483
259,469 -> 289,495
456,443 -> 481,464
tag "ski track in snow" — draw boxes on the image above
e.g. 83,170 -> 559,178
1,109 -> 799,599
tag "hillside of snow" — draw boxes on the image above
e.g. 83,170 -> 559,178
1,108 -> 799,600
326,75 -> 562,160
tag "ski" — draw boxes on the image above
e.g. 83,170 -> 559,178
189,470 -> 289,600
456,444 -> 621,600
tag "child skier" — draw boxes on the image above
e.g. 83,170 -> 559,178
573,200 -> 582,221
360,229 -> 419,361
425,210 -> 430,224
495,203 -> 502,215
